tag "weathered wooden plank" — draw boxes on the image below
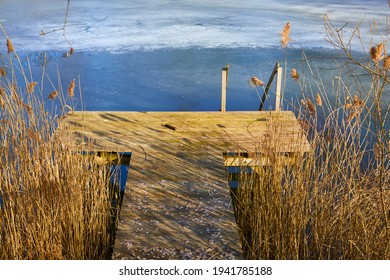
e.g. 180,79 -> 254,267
58,111 -> 310,260
60,111 -> 310,151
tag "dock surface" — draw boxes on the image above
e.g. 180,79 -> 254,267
59,111 -> 310,259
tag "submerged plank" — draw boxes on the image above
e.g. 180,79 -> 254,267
58,111 -> 310,259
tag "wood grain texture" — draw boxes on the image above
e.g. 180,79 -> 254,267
58,111 -> 310,259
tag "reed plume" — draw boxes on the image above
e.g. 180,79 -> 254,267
68,79 -> 75,98
0,67 -> 6,77
6,38 -> 14,53
280,22 -> 291,48
316,93 -> 322,107
291,68 -> 299,81
27,81 -> 38,94
370,42 -> 384,63
48,90 -> 59,100
353,95 -> 364,107
250,77 -> 264,87
383,55 -> 390,70
306,97 -> 316,115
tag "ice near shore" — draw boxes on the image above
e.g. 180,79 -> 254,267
0,0 -> 388,111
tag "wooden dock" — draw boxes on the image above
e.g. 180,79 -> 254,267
59,111 -> 310,260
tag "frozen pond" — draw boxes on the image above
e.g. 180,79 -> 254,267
0,0 -> 389,111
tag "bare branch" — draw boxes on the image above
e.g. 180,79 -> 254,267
323,15 -> 390,83
40,0 -> 73,49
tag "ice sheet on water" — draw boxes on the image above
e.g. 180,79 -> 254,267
0,1 -> 388,114
0,0 -> 388,52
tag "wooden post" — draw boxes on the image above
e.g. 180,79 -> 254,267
275,65 -> 283,111
221,64 -> 229,112
259,62 -> 279,111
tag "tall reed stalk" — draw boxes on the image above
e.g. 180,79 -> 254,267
0,26 -> 117,259
236,17 -> 389,260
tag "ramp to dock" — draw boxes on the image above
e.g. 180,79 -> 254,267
59,111 -> 310,259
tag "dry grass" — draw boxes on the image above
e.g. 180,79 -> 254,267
234,112 -> 389,259
234,18 -> 389,260
0,30 -> 118,259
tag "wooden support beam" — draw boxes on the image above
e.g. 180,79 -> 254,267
259,62 -> 280,111
275,65 -> 283,111
221,64 -> 229,112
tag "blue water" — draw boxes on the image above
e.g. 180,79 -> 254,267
1,0 -> 389,112
22,47 -> 341,112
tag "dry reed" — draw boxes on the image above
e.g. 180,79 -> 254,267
315,93 -> 322,107
383,55 -> 390,69
48,90 -> 59,100
353,95 -> 364,107
305,98 -> 316,115
0,29 -> 118,259
291,68 -> 299,81
250,77 -> 264,87
280,22 -> 292,48
370,42 -> 384,63
235,100 -> 389,259
26,81 -> 38,94
6,38 -> 14,53
68,79 -> 75,98
235,17 -> 389,260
